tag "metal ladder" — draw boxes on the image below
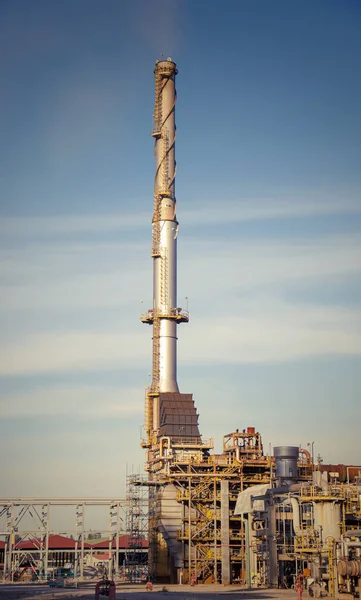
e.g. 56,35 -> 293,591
152,317 -> 160,391
144,392 -> 153,436
162,130 -> 169,193
153,71 -> 162,134
160,249 -> 168,308
151,195 -> 161,257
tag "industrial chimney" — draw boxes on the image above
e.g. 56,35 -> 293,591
141,59 -> 200,451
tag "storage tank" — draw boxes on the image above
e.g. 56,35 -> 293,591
313,502 -> 341,540
274,446 -> 299,485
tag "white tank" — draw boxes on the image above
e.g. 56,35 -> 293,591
313,502 -> 341,540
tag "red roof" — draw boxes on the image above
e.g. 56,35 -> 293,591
91,535 -> 148,549
15,535 -> 91,550
93,552 -> 110,560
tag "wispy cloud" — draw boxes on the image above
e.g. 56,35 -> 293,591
183,195 -> 361,225
183,303 -> 361,365
0,384 -> 142,418
0,330 -> 148,377
1,194 -> 360,238
0,226 -> 360,375
0,301 -> 359,377
181,233 -> 361,301
3,234 -> 357,313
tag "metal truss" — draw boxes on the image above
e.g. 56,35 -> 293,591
0,498 -> 126,582
125,475 -> 152,582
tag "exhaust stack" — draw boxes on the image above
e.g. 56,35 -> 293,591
141,59 -> 200,448
142,58 -> 188,394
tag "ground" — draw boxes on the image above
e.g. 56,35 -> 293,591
0,583 -> 303,600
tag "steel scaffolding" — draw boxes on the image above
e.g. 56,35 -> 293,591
125,475 -> 149,582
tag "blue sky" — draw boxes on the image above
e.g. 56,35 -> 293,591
0,0 -> 360,499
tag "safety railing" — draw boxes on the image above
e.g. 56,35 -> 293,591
140,307 -> 189,322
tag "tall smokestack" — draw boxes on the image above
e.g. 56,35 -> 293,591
142,58 -> 188,395
142,59 -> 199,448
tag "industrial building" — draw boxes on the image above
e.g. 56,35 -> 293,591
1,59 -> 360,599
138,57 -> 361,597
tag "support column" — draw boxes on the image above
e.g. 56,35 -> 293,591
267,502 -> 278,586
221,480 -> 230,585
42,504 -> 50,579
248,513 -> 258,585
75,503 -> 85,580
115,502 -> 120,578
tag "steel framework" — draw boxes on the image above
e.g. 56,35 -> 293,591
125,475 -> 149,582
0,498 -> 126,582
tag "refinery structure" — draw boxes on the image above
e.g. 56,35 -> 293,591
1,59 -> 361,598
137,58 -> 361,597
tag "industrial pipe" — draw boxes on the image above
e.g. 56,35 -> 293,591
283,497 -> 301,535
251,483 -> 302,502
344,530 -> 361,538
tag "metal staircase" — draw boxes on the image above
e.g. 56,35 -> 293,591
190,545 -> 218,583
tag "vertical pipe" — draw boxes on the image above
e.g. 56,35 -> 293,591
268,503 -> 278,586
45,504 -> 49,579
3,540 -> 7,582
221,480 -> 230,584
9,505 -> 14,583
116,503 -> 120,578
245,517 -> 251,587
39,505 -> 45,579
269,443 -> 273,484
214,479 -> 217,583
74,506 -> 79,581
108,504 -> 112,580
240,477 -> 245,584
81,503 -> 84,579
188,476 -> 191,583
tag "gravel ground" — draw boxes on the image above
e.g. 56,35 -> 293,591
0,583 -> 301,600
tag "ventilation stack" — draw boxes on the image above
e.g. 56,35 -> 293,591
141,58 -> 200,459
140,58 -> 204,582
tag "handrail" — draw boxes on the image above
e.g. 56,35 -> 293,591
141,307 -> 189,320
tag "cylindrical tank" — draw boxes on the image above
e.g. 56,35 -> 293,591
274,446 -> 299,484
314,502 -> 341,540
